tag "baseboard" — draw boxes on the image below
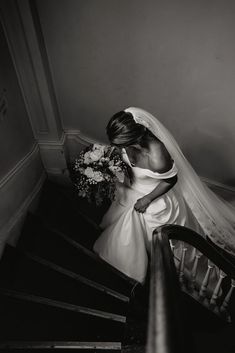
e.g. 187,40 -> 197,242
0,143 -> 46,258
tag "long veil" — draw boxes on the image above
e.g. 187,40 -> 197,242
125,107 -> 235,255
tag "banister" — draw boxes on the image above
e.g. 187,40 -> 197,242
155,225 -> 235,278
146,227 -> 188,353
146,224 -> 235,353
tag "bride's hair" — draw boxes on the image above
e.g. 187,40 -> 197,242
106,110 -> 155,148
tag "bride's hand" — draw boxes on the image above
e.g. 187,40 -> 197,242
134,196 -> 151,213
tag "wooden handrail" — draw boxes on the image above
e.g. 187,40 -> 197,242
146,224 -> 235,353
146,227 -> 188,353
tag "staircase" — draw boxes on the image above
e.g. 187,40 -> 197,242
1,180 -> 235,352
0,180 -> 148,352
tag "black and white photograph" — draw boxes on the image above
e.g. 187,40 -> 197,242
0,1 -> 235,352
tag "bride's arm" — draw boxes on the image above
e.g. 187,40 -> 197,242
134,140 -> 177,213
134,175 -> 177,213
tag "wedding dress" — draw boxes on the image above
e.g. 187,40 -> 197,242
93,107 -> 235,283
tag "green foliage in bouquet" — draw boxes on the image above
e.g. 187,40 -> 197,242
71,144 -> 128,206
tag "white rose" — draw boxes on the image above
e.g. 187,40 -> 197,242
84,167 -> 94,178
93,144 -> 106,152
93,143 -> 101,149
89,149 -> 103,162
93,171 -> 104,182
84,152 -> 92,164
89,144 -> 107,162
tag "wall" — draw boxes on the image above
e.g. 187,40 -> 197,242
0,24 -> 35,176
36,0 -> 235,187
0,19 -> 45,256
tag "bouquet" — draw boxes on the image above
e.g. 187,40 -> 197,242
71,144 -> 128,206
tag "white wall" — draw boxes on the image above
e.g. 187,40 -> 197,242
36,0 -> 235,187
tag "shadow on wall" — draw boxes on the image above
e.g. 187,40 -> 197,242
183,124 -> 235,190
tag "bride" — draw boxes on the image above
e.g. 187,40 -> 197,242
93,107 -> 235,283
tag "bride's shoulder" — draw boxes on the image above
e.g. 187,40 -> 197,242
148,139 -> 173,173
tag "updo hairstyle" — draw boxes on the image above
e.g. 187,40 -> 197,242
106,110 -> 155,148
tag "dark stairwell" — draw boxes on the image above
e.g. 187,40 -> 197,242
0,180 -> 148,352
0,179 -> 235,353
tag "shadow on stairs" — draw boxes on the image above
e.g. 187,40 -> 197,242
2,179 -> 234,352
0,179 -> 149,352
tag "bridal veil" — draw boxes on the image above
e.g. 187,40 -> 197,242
124,107 -> 235,255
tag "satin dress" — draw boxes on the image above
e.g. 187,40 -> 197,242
93,150 -> 201,283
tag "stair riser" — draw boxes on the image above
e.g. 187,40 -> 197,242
38,183 -> 102,249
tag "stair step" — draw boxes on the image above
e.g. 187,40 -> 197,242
0,246 -> 128,315
18,214 -> 136,297
37,180 -> 102,249
39,180 -> 110,224
0,289 -> 125,342
0,288 -> 126,322
0,341 -> 121,351
26,252 -> 129,303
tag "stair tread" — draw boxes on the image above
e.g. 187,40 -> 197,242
0,340 -> 122,352
0,341 -> 122,348
40,180 -> 108,223
18,214 -> 136,296
0,246 -> 128,315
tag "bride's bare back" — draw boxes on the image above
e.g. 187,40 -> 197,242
126,138 -> 173,173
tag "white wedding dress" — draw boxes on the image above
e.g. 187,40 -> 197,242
93,152 -> 202,283
93,107 -> 235,283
